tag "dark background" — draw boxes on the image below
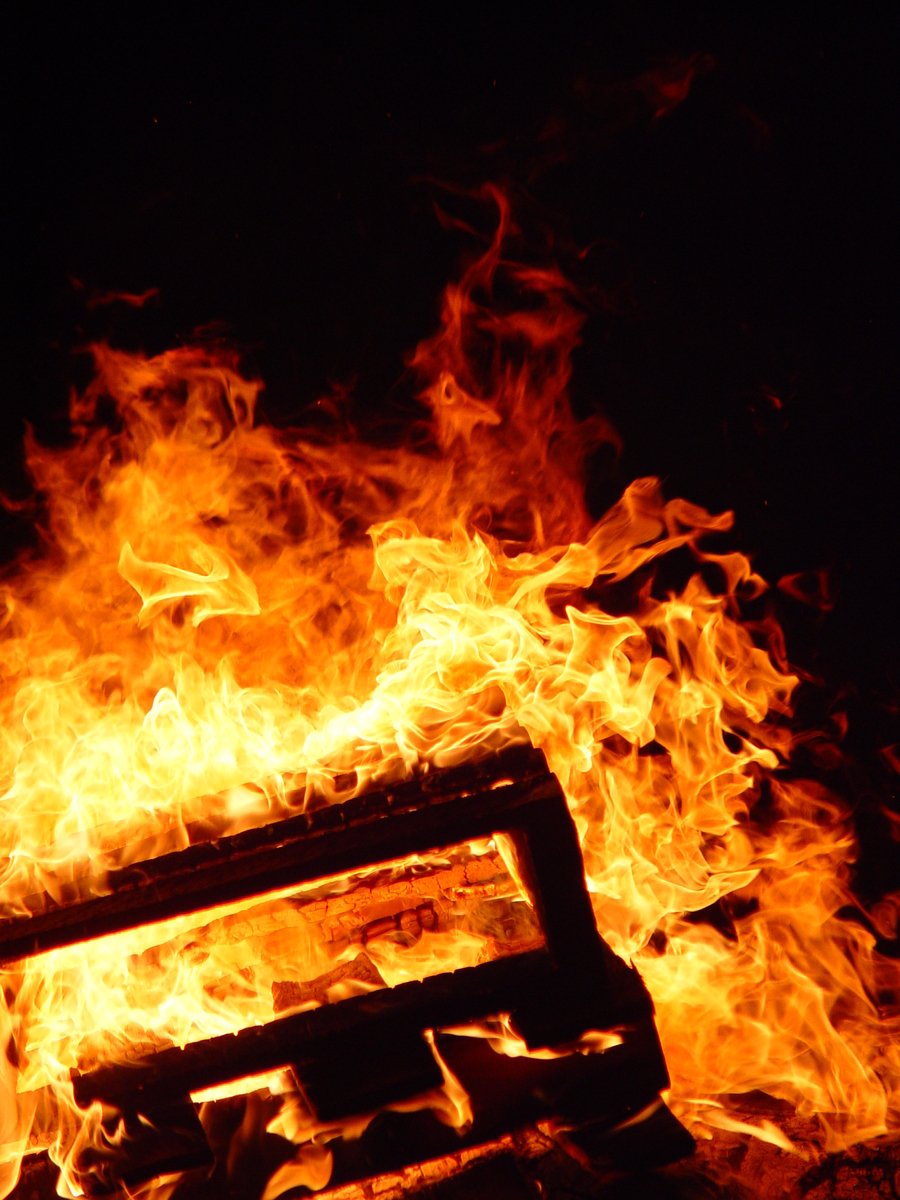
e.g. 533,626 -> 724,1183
7,7 -> 898,900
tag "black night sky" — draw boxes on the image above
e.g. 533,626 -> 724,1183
8,8 -> 898,901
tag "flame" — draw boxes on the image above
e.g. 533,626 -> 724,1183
1,186 -> 898,1194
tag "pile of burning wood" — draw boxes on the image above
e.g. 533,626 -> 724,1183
1,747 -> 692,1198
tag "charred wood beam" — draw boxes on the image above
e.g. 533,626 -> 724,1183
253,1027 -> 679,1199
72,946 -> 656,1116
0,746 -> 596,968
72,950 -> 547,1110
66,1022 -> 678,1199
299,1031 -> 443,1121
434,1025 -> 672,1146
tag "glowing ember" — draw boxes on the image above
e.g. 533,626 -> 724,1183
0,188 -> 897,1196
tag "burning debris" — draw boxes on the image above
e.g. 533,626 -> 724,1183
11,747 -> 676,1196
0,190 -> 898,1197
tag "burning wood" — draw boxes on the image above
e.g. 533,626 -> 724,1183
271,953 -> 385,1014
2,747 -> 683,1197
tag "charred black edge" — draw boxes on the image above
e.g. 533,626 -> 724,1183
30,741 -> 678,1197
68,737 -> 653,1110
71,1023 -> 681,1197
74,950 -> 550,1109
0,744 -> 550,961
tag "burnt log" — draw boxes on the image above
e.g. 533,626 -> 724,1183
404,1155 -> 542,1200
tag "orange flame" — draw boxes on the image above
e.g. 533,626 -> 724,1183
1,187 -> 898,1193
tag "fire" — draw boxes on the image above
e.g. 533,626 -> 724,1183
1,187 -> 897,1195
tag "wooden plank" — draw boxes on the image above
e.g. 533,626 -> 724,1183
0,746 -> 550,963
8,742 -> 679,1199
72,951 -> 552,1109
297,1031 -> 444,1120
